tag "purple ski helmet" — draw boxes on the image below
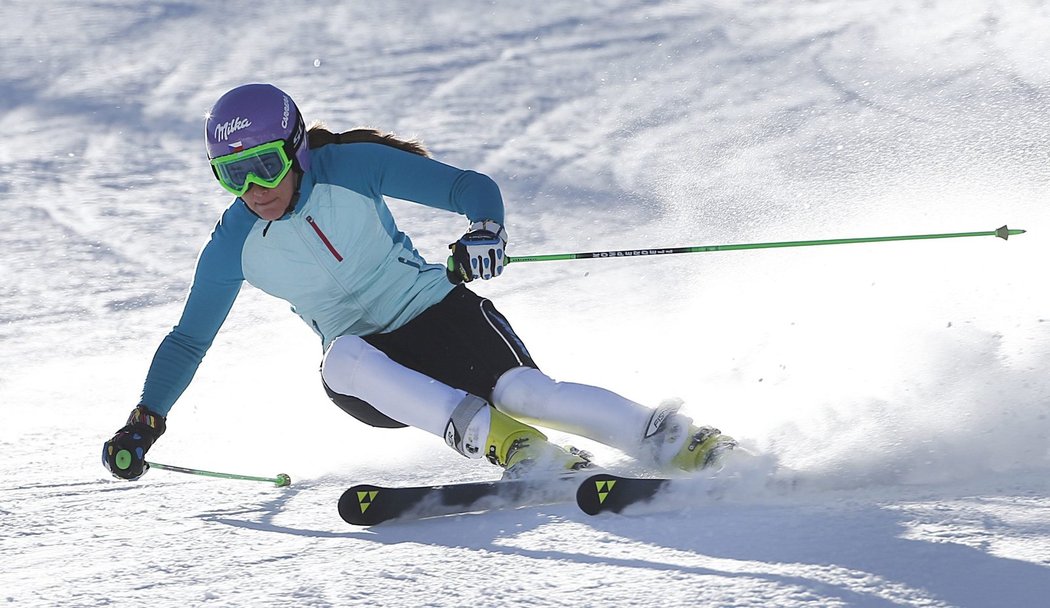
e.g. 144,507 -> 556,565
205,83 -> 310,174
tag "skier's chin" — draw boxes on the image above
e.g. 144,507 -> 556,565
252,200 -> 288,221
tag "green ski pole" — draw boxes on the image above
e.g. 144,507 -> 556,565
147,461 -> 291,487
505,225 -> 1025,265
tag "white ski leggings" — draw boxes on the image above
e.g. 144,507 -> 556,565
320,335 -> 654,456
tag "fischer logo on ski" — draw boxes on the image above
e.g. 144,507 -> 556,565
595,479 -> 616,504
357,490 -> 379,513
576,473 -> 670,515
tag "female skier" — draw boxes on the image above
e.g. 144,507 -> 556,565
102,83 -> 735,482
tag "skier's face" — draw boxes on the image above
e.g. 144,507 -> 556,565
242,170 -> 295,221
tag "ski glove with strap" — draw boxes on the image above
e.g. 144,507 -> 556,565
447,220 -> 508,283
102,405 -> 166,481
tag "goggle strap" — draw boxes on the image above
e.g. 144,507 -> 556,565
284,107 -> 305,170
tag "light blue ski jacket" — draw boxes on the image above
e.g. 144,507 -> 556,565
140,142 -> 504,416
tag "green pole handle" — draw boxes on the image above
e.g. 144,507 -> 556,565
506,225 -> 1025,265
147,461 -> 291,487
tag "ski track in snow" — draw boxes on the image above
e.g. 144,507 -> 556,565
2,1 -> 1050,606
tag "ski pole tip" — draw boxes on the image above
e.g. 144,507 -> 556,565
275,473 -> 292,487
995,225 -> 1026,240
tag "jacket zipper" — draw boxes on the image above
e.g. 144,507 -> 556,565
305,215 -> 343,262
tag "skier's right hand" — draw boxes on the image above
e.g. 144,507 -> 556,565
102,405 -> 166,481
447,220 -> 508,283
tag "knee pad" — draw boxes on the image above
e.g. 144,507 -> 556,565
321,335 -> 370,397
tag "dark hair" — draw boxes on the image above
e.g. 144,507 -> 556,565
307,122 -> 429,157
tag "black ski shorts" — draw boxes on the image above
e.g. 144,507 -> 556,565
323,285 -> 538,428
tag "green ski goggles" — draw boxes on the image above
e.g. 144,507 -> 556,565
210,140 -> 293,196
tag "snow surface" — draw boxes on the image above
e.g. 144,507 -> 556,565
3,1 -> 1050,606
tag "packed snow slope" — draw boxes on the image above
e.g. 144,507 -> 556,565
2,1 -> 1049,606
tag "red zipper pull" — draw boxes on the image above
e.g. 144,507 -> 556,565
305,216 -> 344,262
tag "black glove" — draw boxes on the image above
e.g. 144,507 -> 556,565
102,405 -> 166,480
447,220 -> 508,283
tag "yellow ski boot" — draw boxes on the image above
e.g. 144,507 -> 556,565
485,407 -> 592,478
643,401 -> 737,472
670,425 -> 738,472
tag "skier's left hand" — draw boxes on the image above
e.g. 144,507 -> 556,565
102,406 -> 166,481
447,220 -> 508,283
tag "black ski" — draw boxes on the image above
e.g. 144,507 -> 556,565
339,476 -> 579,525
575,473 -> 671,515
